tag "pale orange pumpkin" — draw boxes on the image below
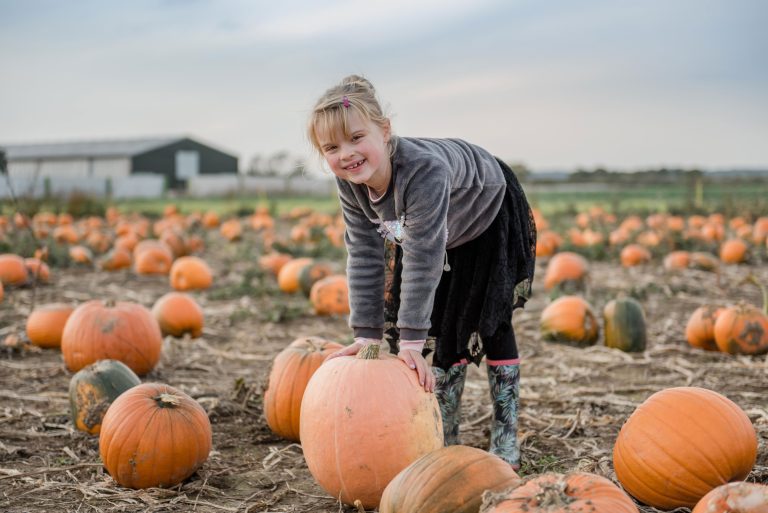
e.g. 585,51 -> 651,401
663,250 -> 690,271
0,254 -> 29,286
620,244 -> 652,267
540,295 -> 599,346
133,241 -> 174,275
26,303 -> 76,348
69,245 -> 94,265
690,251 -> 720,272
543,252 -> 589,292
300,343 -> 443,508
380,445 -> 521,513
151,292 -> 204,338
24,257 -> 50,283
169,256 -> 213,291
263,337 -> 343,441
691,482 -> 768,513
481,472 -> 639,513
309,275 -> 350,315
259,252 -> 292,276
685,305 -> 724,351
720,238 -> 748,264
99,247 -> 132,271
61,300 -> 163,375
99,383 -> 212,489
220,218 -> 243,241
613,387 -> 757,509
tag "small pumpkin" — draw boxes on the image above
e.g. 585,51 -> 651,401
61,300 -> 163,375
620,244 -> 652,267
220,218 -> 243,241
69,245 -> 94,265
277,257 -> 313,293
151,292 -> 204,338
263,336 -> 343,441
603,297 -> 646,352
0,253 -> 29,286
690,251 -> 720,272
169,255 -> 213,291
543,252 -> 589,293
309,275 -> 350,315
480,472 -> 638,513
25,257 -> 51,283
99,247 -> 132,271
133,241 -> 174,275
99,383 -> 212,489
691,482 -> 768,513
685,305 -> 724,351
300,343 -> 443,508
259,252 -> 292,276
663,250 -> 690,271
720,238 -> 748,264
613,387 -> 757,509
540,296 -> 599,346
380,445 -> 521,513
26,303 -> 76,348
69,359 -> 141,435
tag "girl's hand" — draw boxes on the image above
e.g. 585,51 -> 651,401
325,338 -> 378,362
398,349 -> 435,393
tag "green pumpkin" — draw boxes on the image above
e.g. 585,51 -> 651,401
298,261 -> 334,297
603,297 -> 647,352
68,359 -> 141,435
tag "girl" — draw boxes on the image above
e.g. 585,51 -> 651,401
311,75 -> 536,469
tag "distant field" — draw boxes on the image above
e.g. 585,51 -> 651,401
3,181 -> 767,218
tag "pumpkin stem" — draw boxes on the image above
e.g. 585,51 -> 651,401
356,342 -> 380,360
154,393 -> 182,408
105,298 -> 116,308
741,275 -> 768,315
535,481 -> 571,507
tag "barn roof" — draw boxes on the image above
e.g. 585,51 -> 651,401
1,137 -> 184,160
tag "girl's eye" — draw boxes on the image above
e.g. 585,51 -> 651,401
324,146 -> 337,153
352,134 -> 362,142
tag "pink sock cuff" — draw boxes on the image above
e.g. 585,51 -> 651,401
486,358 -> 520,366
451,358 -> 469,367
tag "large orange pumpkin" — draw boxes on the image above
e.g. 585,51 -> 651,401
613,387 -> 757,509
151,292 -> 204,338
481,472 -> 638,513
540,296 -> 599,346
69,359 -> 141,435
263,337 -> 343,441
61,300 -> 163,375
300,343 -> 443,508
0,254 -> 29,286
691,482 -> 768,513
380,445 -> 521,513
543,252 -> 589,292
169,256 -> 213,291
26,303 -> 76,348
99,383 -> 212,489
685,305 -> 724,351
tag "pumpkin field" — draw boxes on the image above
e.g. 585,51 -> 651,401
1,200 -> 767,512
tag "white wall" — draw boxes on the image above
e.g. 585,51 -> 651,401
0,173 -> 164,199
186,174 -> 336,197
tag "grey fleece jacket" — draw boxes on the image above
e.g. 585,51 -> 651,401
336,136 -> 507,341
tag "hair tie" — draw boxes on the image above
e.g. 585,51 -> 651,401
342,96 -> 350,108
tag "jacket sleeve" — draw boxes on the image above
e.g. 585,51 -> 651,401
396,166 -> 451,340
336,180 -> 386,339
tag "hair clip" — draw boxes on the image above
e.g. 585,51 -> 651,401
342,96 -> 350,108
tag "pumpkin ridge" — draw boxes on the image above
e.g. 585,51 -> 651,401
286,354 -> 305,439
397,452 -> 436,511
641,400 -> 724,495
616,420 -> 701,504
110,328 -> 155,371
129,402 -> 164,486
109,397 -> 157,484
708,393 -> 757,478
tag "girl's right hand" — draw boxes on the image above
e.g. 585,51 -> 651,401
324,338 -> 379,361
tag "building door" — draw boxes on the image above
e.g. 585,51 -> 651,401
175,150 -> 200,183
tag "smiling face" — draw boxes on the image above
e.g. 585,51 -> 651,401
316,109 -> 392,195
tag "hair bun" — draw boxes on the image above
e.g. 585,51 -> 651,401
341,74 -> 375,93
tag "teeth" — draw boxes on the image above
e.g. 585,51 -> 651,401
346,160 -> 364,170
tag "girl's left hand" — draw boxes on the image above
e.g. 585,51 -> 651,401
398,349 -> 435,393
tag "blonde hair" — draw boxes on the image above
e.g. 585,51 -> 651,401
307,74 -> 395,156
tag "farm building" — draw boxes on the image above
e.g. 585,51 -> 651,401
1,135 -> 238,197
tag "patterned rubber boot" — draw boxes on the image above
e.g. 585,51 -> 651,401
432,363 -> 467,446
487,363 -> 521,469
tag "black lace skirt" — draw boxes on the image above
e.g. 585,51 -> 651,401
384,159 -> 537,370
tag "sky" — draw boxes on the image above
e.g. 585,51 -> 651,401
1,0 -> 767,174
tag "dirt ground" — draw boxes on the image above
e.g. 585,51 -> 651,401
1,238 -> 767,513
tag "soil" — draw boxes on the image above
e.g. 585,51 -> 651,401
1,240 -> 767,513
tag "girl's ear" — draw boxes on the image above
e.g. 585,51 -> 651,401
382,118 -> 392,143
